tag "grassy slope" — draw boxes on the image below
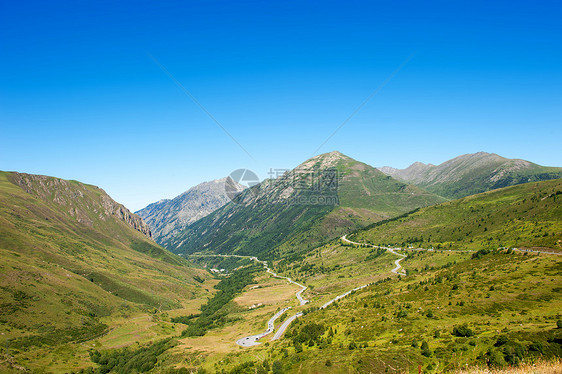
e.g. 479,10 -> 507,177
63,180 -> 561,373
0,171 -> 210,372
270,249 -> 562,373
352,179 -> 562,252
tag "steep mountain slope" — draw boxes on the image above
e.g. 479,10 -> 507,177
378,152 -> 562,199
0,171 -> 209,357
136,177 -> 245,244
352,178 -> 562,251
167,151 -> 446,259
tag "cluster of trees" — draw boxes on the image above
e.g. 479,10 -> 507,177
78,338 -> 176,373
214,359 -> 284,374
170,314 -> 199,325
411,339 -> 432,356
289,322 -> 326,346
481,333 -> 560,367
365,247 -> 386,260
11,320 -> 108,350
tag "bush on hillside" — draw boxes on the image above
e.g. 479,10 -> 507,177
452,324 -> 474,337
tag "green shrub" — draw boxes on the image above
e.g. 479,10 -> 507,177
452,324 -> 474,337
421,341 -> 431,357
272,360 -> 283,374
472,249 -> 490,259
487,348 -> 506,368
503,342 -> 526,365
494,335 -> 509,346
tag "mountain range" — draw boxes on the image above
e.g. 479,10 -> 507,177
1,150 -> 561,373
136,177 -> 245,244
378,151 -> 562,199
166,151 -> 446,259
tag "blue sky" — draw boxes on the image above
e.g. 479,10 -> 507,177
1,0 -> 561,210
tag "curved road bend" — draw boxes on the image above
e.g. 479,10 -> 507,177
225,257 -> 308,346
266,268 -> 308,305
271,312 -> 303,341
341,235 -> 407,276
186,253 -> 308,346
236,307 -> 291,347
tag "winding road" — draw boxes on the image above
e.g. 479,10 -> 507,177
236,235 -> 411,345
271,312 -> 302,341
191,235 -> 412,346
266,268 -> 308,305
187,253 -> 308,346
235,259 -> 308,346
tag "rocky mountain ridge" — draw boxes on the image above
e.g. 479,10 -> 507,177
8,172 -> 152,238
136,177 -> 245,244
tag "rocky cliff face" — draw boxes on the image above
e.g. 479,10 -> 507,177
8,172 -> 152,239
136,177 -> 245,244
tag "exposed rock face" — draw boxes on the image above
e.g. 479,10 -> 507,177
99,194 -> 152,238
136,177 -> 245,244
378,152 -> 562,199
8,172 -> 152,238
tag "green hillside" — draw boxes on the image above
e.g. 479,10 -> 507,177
0,171 -> 210,372
352,179 -> 562,252
259,247 -> 562,373
167,151 -> 445,259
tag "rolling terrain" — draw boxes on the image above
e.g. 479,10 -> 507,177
0,171 -> 211,372
167,151 -> 446,260
1,162 -> 561,373
379,152 -> 562,199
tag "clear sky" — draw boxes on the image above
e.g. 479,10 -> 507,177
1,1 -> 561,211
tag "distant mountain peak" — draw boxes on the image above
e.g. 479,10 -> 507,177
136,177 -> 246,244
296,151 -> 353,172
